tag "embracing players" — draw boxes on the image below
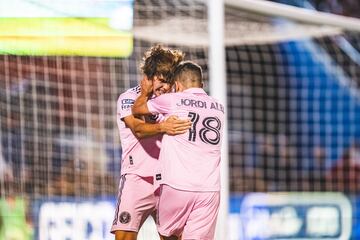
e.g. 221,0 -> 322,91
132,61 -> 225,240
111,46 -> 191,240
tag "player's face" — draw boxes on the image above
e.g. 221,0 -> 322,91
152,75 -> 171,96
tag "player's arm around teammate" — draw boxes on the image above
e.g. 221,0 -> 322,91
127,76 -> 191,138
124,113 -> 191,138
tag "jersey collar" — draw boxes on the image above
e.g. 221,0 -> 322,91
183,87 -> 207,95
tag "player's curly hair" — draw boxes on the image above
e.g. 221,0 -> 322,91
140,45 -> 185,83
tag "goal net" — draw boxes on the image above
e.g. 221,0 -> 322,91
0,0 -> 360,239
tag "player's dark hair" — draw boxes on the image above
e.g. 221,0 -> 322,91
140,45 -> 185,83
172,61 -> 203,87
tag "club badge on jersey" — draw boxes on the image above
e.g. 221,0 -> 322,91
119,211 -> 131,224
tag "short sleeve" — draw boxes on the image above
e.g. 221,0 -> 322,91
147,94 -> 173,115
117,91 -> 136,120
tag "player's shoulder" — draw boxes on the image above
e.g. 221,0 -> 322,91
117,87 -> 140,108
176,91 -> 198,99
118,86 -> 140,100
167,91 -> 179,97
206,94 -> 220,103
125,85 -> 141,95
130,85 -> 142,94
153,92 -> 178,102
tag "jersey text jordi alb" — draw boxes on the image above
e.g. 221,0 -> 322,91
147,88 -> 224,191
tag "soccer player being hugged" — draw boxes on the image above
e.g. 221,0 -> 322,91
111,46 -> 191,240
132,61 -> 225,240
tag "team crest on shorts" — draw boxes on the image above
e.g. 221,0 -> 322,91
119,211 -> 131,224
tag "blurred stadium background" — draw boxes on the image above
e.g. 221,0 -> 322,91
0,0 -> 360,239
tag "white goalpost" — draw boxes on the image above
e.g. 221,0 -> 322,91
208,0 -> 229,239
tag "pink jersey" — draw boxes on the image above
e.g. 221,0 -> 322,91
117,86 -> 163,177
147,88 -> 224,191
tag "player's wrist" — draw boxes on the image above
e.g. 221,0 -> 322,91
158,122 -> 166,133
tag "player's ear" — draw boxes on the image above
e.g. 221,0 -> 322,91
175,81 -> 180,92
170,84 -> 176,93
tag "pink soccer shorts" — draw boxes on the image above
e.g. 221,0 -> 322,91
157,184 -> 220,240
111,174 -> 159,233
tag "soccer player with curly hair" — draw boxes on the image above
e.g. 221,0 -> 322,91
111,45 -> 191,240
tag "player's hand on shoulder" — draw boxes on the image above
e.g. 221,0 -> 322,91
162,115 -> 192,135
